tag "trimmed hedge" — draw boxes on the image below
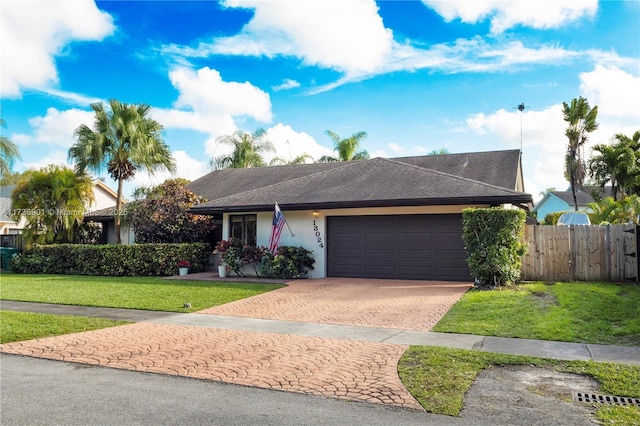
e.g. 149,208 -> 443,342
10,243 -> 211,276
462,208 -> 527,287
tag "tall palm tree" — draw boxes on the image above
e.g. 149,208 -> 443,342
0,118 -> 21,179
563,97 -> 599,211
317,130 -> 369,162
11,165 -> 94,246
69,99 -> 176,244
210,129 -> 275,169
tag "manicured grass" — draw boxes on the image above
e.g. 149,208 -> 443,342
0,274 -> 285,312
432,282 -> 640,346
398,346 -> 640,423
0,310 -> 130,344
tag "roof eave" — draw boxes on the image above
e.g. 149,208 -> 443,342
189,194 -> 533,215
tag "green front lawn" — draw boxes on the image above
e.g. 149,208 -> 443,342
0,310 -> 130,343
433,282 -> 640,346
0,274 -> 285,312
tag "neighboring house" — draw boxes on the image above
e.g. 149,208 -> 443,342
0,185 -> 25,247
533,186 -> 612,222
188,149 -> 532,282
83,203 -> 135,245
0,180 -> 121,247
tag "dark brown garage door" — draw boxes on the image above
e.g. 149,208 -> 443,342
326,214 -> 471,281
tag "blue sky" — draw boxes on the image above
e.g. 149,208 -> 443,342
2,0 -> 639,202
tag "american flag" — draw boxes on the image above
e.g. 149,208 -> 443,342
269,203 -> 286,253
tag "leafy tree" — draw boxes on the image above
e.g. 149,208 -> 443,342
125,178 -> 216,243
0,118 -> 21,179
69,99 -> 176,244
563,96 -> 599,211
317,130 -> 369,162
0,170 -> 28,186
543,211 -> 566,225
588,133 -> 640,200
210,129 -> 275,169
10,165 -> 94,246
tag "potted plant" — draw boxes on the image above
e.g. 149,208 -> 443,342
177,260 -> 190,276
214,239 -> 242,277
214,240 -> 230,278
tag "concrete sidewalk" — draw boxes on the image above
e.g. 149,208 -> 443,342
2,300 -> 639,366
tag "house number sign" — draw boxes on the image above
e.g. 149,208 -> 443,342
313,220 -> 324,248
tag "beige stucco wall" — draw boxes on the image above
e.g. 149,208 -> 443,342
89,182 -> 119,211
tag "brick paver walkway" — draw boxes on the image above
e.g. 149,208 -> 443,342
0,322 -> 421,410
199,278 -> 471,331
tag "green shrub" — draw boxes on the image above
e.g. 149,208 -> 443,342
259,246 -> 315,279
10,243 -> 211,276
215,239 -> 315,279
543,211 -> 566,225
462,208 -> 527,287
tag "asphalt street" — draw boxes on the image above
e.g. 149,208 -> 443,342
2,354 -> 468,426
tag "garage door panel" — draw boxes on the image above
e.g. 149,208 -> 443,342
364,234 -> 395,244
399,249 -> 434,259
327,214 -> 471,281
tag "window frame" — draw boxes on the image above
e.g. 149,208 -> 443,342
229,214 -> 257,246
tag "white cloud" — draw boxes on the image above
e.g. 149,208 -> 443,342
467,105 -> 565,149
170,67 -> 272,122
157,67 -> 273,157
422,0 -> 598,33
579,65 -> 640,121
161,0 -> 632,94
466,104 -> 570,200
263,123 -> 334,163
16,107 -> 95,148
22,151 -> 70,171
129,150 -> 208,190
1,0 -> 115,98
165,0 -> 393,76
272,79 -> 301,91
37,88 -> 104,107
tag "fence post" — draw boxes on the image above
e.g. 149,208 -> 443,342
569,225 -> 575,281
605,225 -> 611,281
633,225 -> 640,284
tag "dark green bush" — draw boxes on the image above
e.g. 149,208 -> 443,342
215,239 -> 315,279
10,243 -> 211,276
259,246 -> 315,279
462,208 -> 527,287
543,211 -> 566,225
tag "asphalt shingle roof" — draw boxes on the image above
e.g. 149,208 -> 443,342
190,152 -> 532,214
393,150 -> 521,190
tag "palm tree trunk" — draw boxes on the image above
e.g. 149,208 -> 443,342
568,149 -> 579,212
115,178 -> 123,244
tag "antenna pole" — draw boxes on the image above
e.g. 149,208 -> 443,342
518,103 -> 525,154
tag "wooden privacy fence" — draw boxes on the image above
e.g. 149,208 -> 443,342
521,224 -> 639,282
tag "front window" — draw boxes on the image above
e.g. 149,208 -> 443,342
230,214 -> 256,246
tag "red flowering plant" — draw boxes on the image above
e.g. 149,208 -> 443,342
177,260 -> 191,268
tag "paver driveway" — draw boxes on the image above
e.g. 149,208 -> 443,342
199,278 -> 471,331
0,278 -> 471,410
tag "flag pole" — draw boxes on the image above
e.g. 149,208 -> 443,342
276,202 -> 295,236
